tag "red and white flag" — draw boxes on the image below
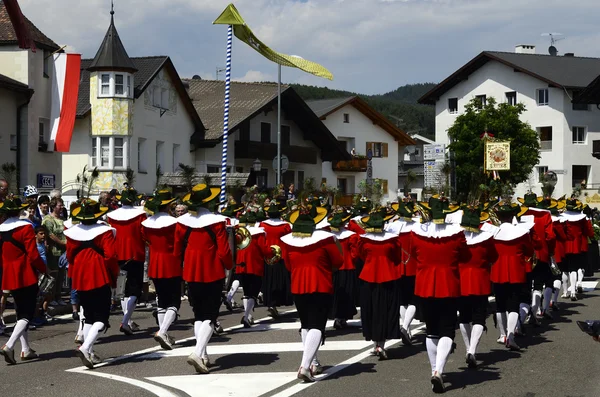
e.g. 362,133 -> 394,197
3,0 -> 36,51
49,52 -> 81,152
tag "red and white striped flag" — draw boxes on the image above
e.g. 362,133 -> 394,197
49,52 -> 81,152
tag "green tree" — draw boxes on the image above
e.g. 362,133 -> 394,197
447,97 -> 540,201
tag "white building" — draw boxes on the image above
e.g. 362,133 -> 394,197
184,79 -> 349,192
307,96 -> 414,204
0,3 -> 62,192
62,11 -> 203,196
419,45 -> 600,198
398,133 -> 436,200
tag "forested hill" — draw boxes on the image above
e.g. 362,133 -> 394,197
291,83 -> 437,139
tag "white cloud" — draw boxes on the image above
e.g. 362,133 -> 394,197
17,0 -> 600,94
234,70 -> 277,83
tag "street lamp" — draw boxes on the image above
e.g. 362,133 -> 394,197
253,158 -> 262,186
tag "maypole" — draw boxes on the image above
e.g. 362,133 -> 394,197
220,25 -> 233,205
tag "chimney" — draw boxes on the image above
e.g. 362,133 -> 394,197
564,53 -> 575,57
515,45 -> 536,54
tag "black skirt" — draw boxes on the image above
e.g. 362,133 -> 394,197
240,273 -> 262,300
360,280 -> 401,342
262,260 -> 293,307
566,253 -> 586,272
330,269 -> 358,320
399,276 -> 416,306
294,293 -> 332,332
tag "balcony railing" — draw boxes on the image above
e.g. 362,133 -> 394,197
540,140 -> 552,151
234,141 -> 317,164
332,158 -> 368,172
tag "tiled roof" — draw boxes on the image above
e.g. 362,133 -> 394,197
0,72 -> 30,92
184,79 -> 286,139
419,51 -> 600,105
88,14 -> 137,72
307,97 -> 354,117
77,56 -> 168,116
0,1 -> 60,50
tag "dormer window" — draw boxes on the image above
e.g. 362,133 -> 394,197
98,72 -> 134,98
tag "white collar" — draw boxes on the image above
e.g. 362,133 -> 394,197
464,230 -> 494,246
0,218 -> 31,232
385,220 -> 413,235
560,211 -> 587,222
527,207 -> 550,213
64,223 -> 115,242
330,229 -> 355,240
444,210 -> 463,225
142,213 -> 178,229
107,206 -> 147,222
518,215 -> 535,225
176,211 -> 227,229
494,222 -> 531,242
412,222 -> 464,239
551,215 -> 568,223
246,226 -> 265,236
262,218 -> 288,226
316,218 -> 330,230
227,217 -> 240,227
360,232 -> 398,241
281,230 -> 334,247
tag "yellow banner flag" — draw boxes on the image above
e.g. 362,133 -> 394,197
214,4 -> 333,81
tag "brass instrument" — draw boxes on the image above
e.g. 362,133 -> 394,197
235,226 -> 252,250
413,202 -> 431,223
267,245 -> 282,265
225,225 -> 252,292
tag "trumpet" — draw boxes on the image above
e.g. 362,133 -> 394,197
267,245 -> 282,265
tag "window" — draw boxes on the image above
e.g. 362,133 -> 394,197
161,89 -> 169,110
235,166 -> 244,173
43,51 -> 49,78
153,88 -> 161,107
297,171 -> 304,191
538,126 -> 552,151
448,98 -> 458,114
283,170 -> 295,188
337,178 -> 348,194
256,168 -> 268,188
38,120 -> 46,144
239,124 -> 250,141
10,135 -> 16,151
537,88 -> 549,106
156,141 -> 164,171
572,165 -> 589,187
137,138 -> 147,173
172,144 -> 180,172
38,118 -> 49,151
572,92 -> 589,111
98,72 -> 133,98
506,91 -> 517,106
90,136 -> 125,169
475,95 -> 486,108
366,142 -> 389,158
115,74 -> 124,96
572,126 -> 586,144
343,113 -> 350,123
261,122 -> 271,143
537,166 -> 548,183
281,125 -> 291,146
207,165 -> 220,173
380,179 -> 389,195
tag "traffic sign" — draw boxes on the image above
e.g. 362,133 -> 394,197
272,154 -> 289,174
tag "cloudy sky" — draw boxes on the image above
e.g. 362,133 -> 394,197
20,0 -> 600,95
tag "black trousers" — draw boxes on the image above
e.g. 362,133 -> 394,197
240,273 -> 262,300
120,260 -> 144,299
79,285 -> 112,326
153,277 -> 182,309
13,283 -> 38,322
458,295 -> 488,326
188,279 -> 224,323
531,262 -> 554,290
294,293 -> 332,332
420,297 -> 457,339
494,283 -> 522,313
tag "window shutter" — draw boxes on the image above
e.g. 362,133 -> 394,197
366,142 -> 373,155
382,143 -> 389,158
381,179 -> 388,194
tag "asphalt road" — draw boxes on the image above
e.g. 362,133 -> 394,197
1,277 -> 600,397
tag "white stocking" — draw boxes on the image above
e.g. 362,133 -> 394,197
425,337 -> 438,374
459,323 -> 471,351
436,337 -> 453,376
6,319 -> 29,349
507,312 -> 519,340
468,324 -> 484,355
159,307 -> 177,334
82,323 -> 92,340
120,297 -> 128,315
300,329 -> 308,346
400,305 -> 407,324
300,329 -> 322,369
552,280 -> 562,302
577,269 -> 584,285
19,332 -> 31,354
123,296 -> 137,326
193,320 -> 213,358
243,298 -> 255,321
531,290 -> 542,316
562,273 -> 569,296
542,287 -> 553,312
227,280 -> 240,301
81,322 -> 105,353
496,312 -> 507,337
569,272 -> 577,294
519,303 -> 530,324
403,305 -> 416,330
157,308 -> 166,328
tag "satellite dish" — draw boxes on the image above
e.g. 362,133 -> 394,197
542,33 -> 564,56
549,46 -> 558,56
192,75 -> 202,80
405,146 -> 416,155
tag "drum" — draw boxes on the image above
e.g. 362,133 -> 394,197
38,273 -> 56,295
115,270 -> 128,300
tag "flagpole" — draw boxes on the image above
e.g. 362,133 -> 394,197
220,24 -> 233,206
277,63 -> 282,187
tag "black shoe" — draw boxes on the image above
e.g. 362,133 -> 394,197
400,327 -> 412,346
571,294 -> 578,302
550,302 -> 560,311
577,286 -> 584,294
241,317 -> 251,328
72,312 -> 80,321
431,374 -> 445,393
223,298 -> 233,313
541,310 -> 553,320
466,353 -> 477,369
333,319 -> 342,330
267,307 -> 279,318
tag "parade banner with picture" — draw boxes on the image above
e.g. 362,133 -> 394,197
484,141 -> 510,171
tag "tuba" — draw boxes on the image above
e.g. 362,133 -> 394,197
235,226 -> 252,250
225,225 -> 252,292
266,245 -> 282,265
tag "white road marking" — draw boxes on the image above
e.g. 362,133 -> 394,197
147,372 -> 299,397
582,281 -> 598,291
68,367 -> 178,397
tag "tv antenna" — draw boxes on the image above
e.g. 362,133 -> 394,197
216,66 -> 226,80
541,33 -> 564,56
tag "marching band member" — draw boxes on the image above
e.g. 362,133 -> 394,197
236,210 -> 277,328
280,204 -> 343,382
579,205 -> 594,290
411,195 -> 465,393
175,184 -> 232,374
106,188 -> 147,335
327,208 -> 359,330
491,202 -> 533,351
457,204 -> 497,369
221,198 -> 244,312
562,198 -> 593,301
347,197 -> 371,235
357,207 -> 400,360
141,190 -> 181,350
65,200 -> 119,369
388,200 -> 418,346
0,198 -> 46,364
550,202 -> 568,309
259,199 -> 292,318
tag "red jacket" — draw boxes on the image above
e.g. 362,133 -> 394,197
259,220 -> 292,247
412,230 -> 467,298
107,208 -> 146,262
333,230 -> 358,271
142,215 -> 181,279
281,232 -> 343,294
174,213 -> 233,283
581,219 -> 594,252
525,209 -> 555,263
0,221 -> 46,290
397,232 -> 417,277
553,220 -> 568,263
459,235 -> 497,296
347,219 -> 366,235
65,226 -> 119,291
492,233 -> 533,284
564,218 -> 592,255
358,233 -> 401,283
236,229 -> 272,277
